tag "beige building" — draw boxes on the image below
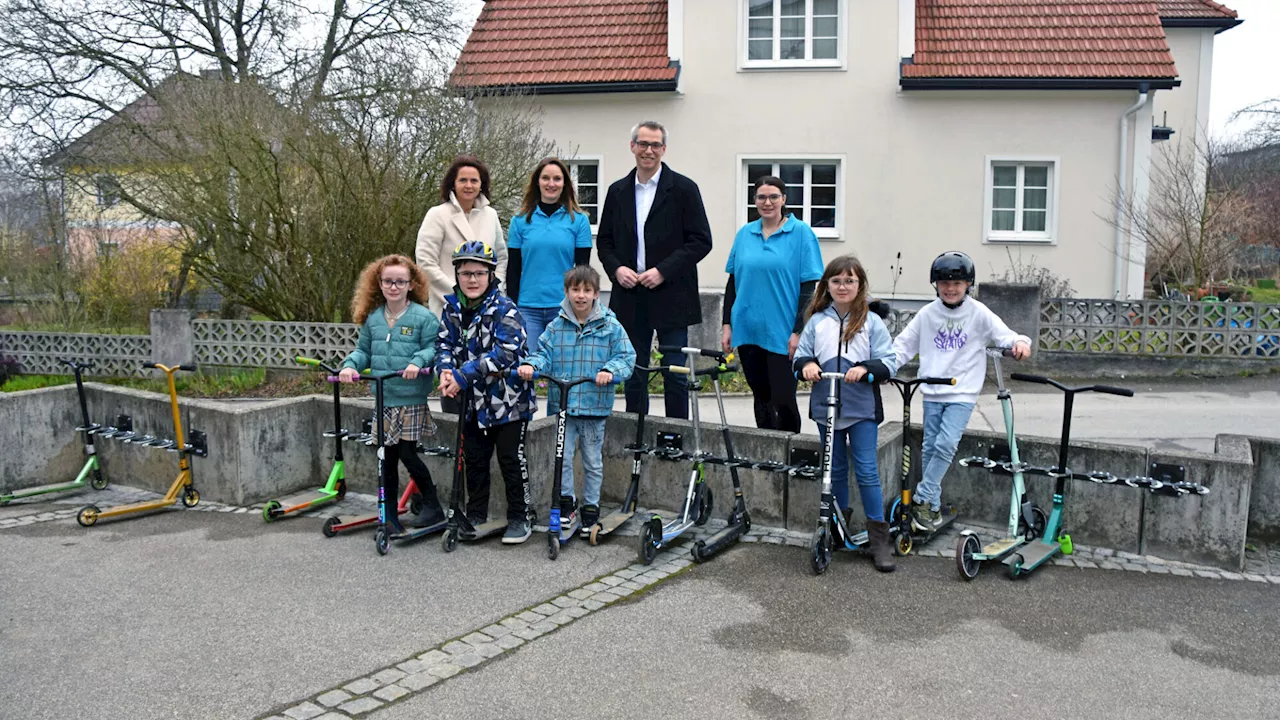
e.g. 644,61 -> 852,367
452,0 -> 1241,301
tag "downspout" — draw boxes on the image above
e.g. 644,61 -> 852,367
1114,84 -> 1150,298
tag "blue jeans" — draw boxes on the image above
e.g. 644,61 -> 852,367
818,419 -> 883,522
520,306 -> 560,350
916,401 -> 976,511
558,417 -> 605,507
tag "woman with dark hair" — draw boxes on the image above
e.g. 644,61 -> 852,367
506,157 -> 593,346
415,154 -> 508,317
721,175 -> 824,433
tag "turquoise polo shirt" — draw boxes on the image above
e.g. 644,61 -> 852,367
725,215 -> 825,356
507,205 -> 593,309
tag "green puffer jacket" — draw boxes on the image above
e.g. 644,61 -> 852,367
341,302 -> 438,407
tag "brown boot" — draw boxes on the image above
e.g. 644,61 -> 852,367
867,520 -> 896,573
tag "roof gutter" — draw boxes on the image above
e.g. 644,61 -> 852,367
1161,17 -> 1243,33
1115,83 -> 1151,299
899,76 -> 1178,91
452,73 -> 680,97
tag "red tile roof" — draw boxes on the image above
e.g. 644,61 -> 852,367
449,0 -> 677,92
1155,0 -> 1238,19
902,0 -> 1181,85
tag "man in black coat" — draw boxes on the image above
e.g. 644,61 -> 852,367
597,120 -> 713,419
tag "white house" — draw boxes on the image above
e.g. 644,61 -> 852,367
451,0 -> 1241,301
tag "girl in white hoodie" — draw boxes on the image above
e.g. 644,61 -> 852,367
892,252 -> 1031,532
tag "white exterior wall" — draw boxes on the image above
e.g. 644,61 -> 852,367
1154,27 -> 1216,159
520,0 -> 1153,299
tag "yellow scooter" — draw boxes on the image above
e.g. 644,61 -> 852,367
77,363 -> 208,526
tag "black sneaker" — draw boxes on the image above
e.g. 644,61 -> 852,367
502,518 -> 532,544
406,503 -> 445,529
580,504 -> 599,531
559,495 -> 577,530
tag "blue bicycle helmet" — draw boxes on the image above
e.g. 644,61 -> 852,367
451,241 -> 497,268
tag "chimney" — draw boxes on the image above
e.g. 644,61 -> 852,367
899,0 -> 916,61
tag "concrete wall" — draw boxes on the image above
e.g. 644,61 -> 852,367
0,384 -> 1269,570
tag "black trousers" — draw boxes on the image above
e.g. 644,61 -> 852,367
621,295 -> 690,419
737,344 -> 802,433
383,440 -> 441,508
463,418 -> 530,523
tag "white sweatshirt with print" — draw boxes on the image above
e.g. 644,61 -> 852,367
892,298 -> 1031,405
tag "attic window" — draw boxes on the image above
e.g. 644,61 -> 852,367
743,0 -> 843,69
94,174 -> 121,209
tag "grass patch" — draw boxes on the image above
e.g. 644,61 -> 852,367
1,374 -> 75,392
0,323 -> 149,335
1248,284 -> 1280,304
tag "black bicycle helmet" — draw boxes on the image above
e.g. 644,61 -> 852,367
929,252 -> 975,284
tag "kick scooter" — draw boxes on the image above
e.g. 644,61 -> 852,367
262,357 -> 349,522
525,372 -> 600,560
1,358 -> 109,505
589,364 -> 666,545
955,350 -> 1133,579
687,355 -> 752,563
329,369 -> 445,555
885,375 -> 958,555
440,383 -> 525,552
76,363 -> 208,526
635,346 -> 727,564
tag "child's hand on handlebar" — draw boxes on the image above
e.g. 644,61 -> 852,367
438,369 -> 458,397
1010,340 -> 1031,361
801,362 -> 821,382
337,367 -> 360,383
595,370 -> 613,386
844,366 -> 868,384
402,363 -> 421,380
517,364 -> 535,381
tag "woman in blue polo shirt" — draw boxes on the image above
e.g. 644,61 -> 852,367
721,175 -> 824,432
507,157 -> 594,346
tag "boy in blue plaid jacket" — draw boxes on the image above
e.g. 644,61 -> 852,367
519,266 -> 635,533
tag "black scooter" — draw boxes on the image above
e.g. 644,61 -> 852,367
588,364 -> 666,545
885,375 -> 957,555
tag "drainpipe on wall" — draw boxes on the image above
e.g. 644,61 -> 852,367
1114,84 -> 1150,299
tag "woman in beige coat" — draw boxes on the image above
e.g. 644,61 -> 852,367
415,155 -> 508,316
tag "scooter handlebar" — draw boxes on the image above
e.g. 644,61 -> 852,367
1012,372 -> 1133,398
1089,385 -> 1135,397
296,356 -> 338,373
327,369 -> 423,383
140,362 -> 196,372
1011,372 -> 1053,386
656,345 -> 726,360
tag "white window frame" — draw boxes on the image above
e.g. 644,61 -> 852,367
737,0 -> 846,71
737,154 -> 845,241
566,155 -> 603,235
983,156 -> 1060,244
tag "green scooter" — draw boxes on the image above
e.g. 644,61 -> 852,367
0,358 -> 109,505
261,357 -> 348,521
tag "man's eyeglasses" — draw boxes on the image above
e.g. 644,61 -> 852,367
458,270 -> 489,281
632,141 -> 665,150
380,279 -> 410,289
755,194 -> 783,203
829,278 -> 859,288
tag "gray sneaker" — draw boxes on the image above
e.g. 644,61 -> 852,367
910,502 -> 940,532
502,518 -> 532,544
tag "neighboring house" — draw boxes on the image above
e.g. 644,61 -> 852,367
450,0 -> 1241,301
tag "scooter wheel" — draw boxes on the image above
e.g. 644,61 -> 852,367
957,534 -> 981,581
809,523 -> 833,576
77,505 -> 100,527
375,527 -> 389,555
896,532 -> 914,556
442,529 -> 459,553
182,488 -> 200,508
91,472 -> 109,490
588,524 -> 601,546
638,519 -> 660,565
335,479 -> 348,499
691,540 -> 708,564
408,493 -> 424,517
547,533 -> 559,561
322,516 -> 341,538
694,487 -> 713,527
262,500 -> 282,522
1006,553 -> 1023,580
1020,506 -> 1047,542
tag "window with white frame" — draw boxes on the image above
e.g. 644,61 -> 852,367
742,159 -> 840,238
744,0 -> 841,67
567,159 -> 599,228
94,174 -> 121,209
986,159 -> 1057,242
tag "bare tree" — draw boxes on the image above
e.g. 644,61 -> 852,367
1112,136 -> 1257,294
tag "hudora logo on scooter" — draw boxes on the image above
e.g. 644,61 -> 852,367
933,320 -> 968,351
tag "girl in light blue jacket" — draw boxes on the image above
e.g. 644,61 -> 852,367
793,254 -> 898,572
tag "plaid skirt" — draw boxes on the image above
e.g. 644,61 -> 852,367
380,403 -> 437,445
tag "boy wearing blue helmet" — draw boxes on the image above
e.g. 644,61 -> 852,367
892,252 -> 1032,531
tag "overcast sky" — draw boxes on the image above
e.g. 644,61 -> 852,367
457,0 -> 1274,139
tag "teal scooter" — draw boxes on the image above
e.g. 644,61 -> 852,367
1,358 -> 109,505
955,349 -> 1134,579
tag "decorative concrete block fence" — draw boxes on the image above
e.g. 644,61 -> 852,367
2,383 -> 1273,571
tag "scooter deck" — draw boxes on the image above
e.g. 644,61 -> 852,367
0,479 -> 89,503
980,536 -> 1023,558
328,507 -> 408,533
276,488 -> 339,510
390,519 -> 449,542
842,530 -> 870,550
96,498 -> 179,521
459,518 -> 509,541
595,509 -> 634,535
551,521 -> 581,545
1006,539 -> 1060,570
